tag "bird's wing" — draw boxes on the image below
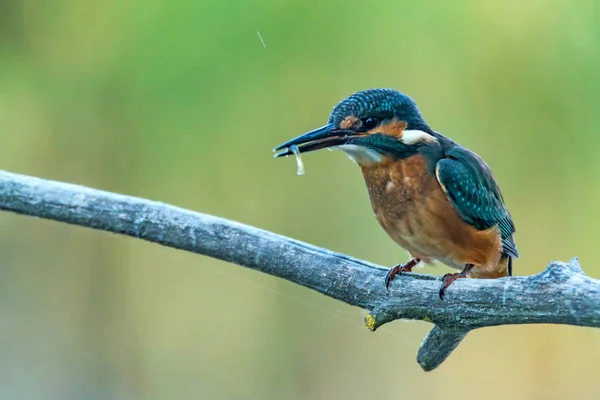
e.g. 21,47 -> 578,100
435,146 -> 519,258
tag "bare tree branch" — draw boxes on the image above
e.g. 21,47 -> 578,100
0,169 -> 598,371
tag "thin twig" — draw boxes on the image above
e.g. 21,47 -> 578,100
0,169 -> 598,371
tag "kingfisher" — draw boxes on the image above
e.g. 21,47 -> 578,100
273,88 -> 518,300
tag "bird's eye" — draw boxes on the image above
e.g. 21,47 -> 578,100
362,117 -> 378,130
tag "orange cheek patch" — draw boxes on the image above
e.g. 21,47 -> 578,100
368,119 -> 407,138
340,116 -> 358,130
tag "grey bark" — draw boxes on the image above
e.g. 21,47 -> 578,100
0,169 -> 598,371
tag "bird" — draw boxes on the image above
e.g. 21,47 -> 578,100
273,88 -> 519,300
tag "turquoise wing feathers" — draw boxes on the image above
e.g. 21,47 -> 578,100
435,146 -> 519,259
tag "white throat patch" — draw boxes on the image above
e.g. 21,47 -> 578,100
336,144 -> 383,166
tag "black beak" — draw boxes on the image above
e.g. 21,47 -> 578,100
273,123 -> 358,158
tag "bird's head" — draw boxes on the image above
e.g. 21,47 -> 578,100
274,88 -> 439,167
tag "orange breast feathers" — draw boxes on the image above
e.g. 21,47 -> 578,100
360,154 -> 505,277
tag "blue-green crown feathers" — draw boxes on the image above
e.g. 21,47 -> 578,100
328,88 -> 429,130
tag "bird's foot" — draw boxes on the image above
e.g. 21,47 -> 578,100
385,258 -> 421,290
439,263 -> 474,300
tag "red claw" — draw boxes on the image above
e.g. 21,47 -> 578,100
385,258 -> 421,290
438,263 -> 474,300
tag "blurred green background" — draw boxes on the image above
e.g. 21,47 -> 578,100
1,0 -> 600,399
